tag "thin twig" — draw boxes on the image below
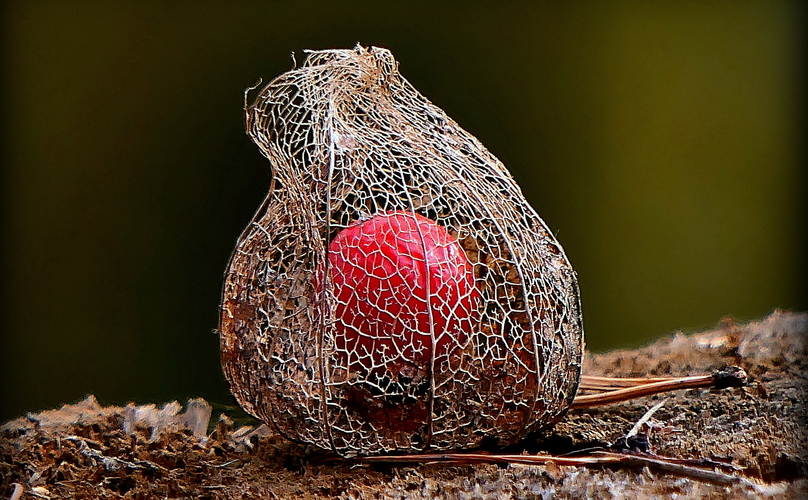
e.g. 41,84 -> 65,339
357,452 -> 623,467
590,451 -> 749,487
357,451 -> 749,487
573,375 -> 715,407
572,367 -> 747,408
579,375 -> 677,391
626,399 -> 667,439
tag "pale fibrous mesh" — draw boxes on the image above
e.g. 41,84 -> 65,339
220,45 -> 584,457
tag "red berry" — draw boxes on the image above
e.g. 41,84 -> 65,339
328,211 -> 480,378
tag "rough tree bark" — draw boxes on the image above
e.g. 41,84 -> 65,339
2,311 -> 805,499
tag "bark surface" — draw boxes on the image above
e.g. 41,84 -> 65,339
2,311 -> 805,499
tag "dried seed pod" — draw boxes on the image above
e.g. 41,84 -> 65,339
220,45 -> 584,457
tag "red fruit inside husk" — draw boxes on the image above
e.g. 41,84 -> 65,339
328,211 -> 480,378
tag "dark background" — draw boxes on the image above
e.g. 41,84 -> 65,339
2,2 -> 805,422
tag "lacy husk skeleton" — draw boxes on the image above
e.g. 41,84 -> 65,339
220,45 -> 583,457
219,46 -> 744,462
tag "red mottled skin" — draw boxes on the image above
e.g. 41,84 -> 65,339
328,211 -> 480,378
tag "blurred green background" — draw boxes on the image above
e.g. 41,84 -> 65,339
1,2 -> 805,421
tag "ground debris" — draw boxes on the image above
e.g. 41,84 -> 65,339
2,311 -> 806,499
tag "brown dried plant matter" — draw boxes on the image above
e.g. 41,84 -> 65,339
2,312 -> 805,499
219,45 -> 583,456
